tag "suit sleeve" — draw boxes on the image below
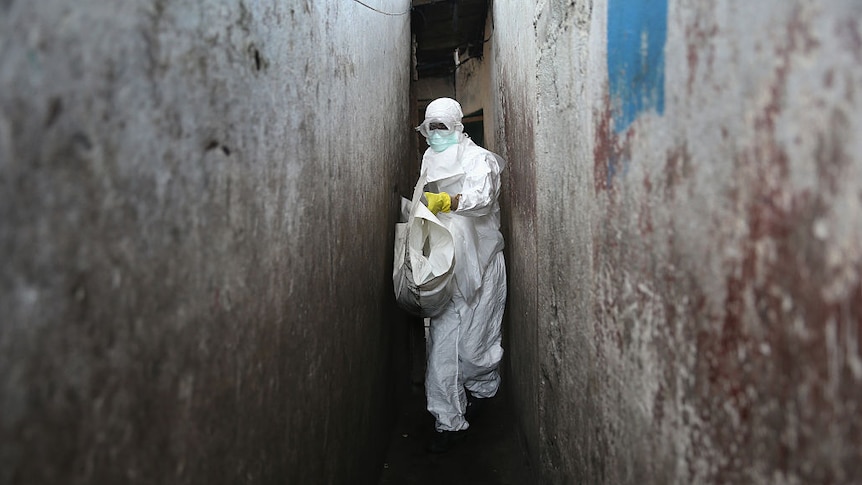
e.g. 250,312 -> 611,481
455,152 -> 502,217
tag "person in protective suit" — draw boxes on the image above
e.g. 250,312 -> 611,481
415,97 -> 507,453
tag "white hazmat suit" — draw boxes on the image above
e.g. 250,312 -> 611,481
416,98 -> 507,434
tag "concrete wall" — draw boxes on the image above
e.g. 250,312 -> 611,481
487,0 -> 542,479
493,0 -> 862,483
0,1 -> 412,483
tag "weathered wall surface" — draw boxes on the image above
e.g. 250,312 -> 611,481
488,0 -> 541,476
0,1 -> 411,484
494,0 -> 862,483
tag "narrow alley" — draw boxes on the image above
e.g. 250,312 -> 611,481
378,383 -> 533,484
2,1 -> 862,484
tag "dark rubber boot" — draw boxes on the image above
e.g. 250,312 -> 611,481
465,393 -> 486,422
426,430 -> 468,454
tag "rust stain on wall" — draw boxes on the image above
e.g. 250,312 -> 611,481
593,100 -> 613,193
688,6 -> 862,483
593,95 -> 636,193
684,14 -> 718,95
663,143 -> 691,201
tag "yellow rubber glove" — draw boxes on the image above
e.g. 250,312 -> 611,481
424,192 -> 451,215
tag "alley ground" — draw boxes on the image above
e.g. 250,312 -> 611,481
378,383 -> 534,485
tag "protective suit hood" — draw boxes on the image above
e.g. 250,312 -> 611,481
417,97 -> 466,153
424,97 -> 463,123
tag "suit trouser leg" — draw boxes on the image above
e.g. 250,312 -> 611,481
425,252 -> 506,431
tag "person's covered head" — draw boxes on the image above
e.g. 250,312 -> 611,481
416,97 -> 464,152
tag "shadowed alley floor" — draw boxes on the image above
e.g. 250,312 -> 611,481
378,384 -> 534,485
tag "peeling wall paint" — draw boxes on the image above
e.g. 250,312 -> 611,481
494,0 -> 862,483
607,0 -> 667,134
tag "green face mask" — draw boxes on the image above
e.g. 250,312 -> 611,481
428,132 -> 459,152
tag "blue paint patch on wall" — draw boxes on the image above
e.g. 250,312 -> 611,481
607,0 -> 668,133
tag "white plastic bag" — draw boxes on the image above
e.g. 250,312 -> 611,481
393,170 -> 455,317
